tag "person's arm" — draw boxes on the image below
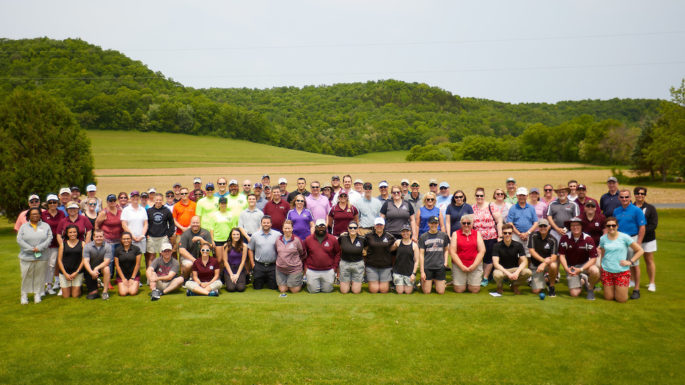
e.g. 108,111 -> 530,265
238,227 -> 251,244
411,243 -> 419,280
309,221 -> 315,237
248,248 -> 255,269
83,254 -> 96,277
419,248 -> 426,281
512,255 -> 527,281
165,210 -> 176,238
178,246 -> 195,263
141,219 -> 148,240
130,253 -> 141,281
443,237 -> 449,268
492,256 -> 509,278
558,253 -> 572,275
439,211 -> 446,233
637,225 -> 645,245
523,220 -> 538,241
192,270 -> 201,285
236,244 -> 248,278
622,242 -> 645,266
415,209 -> 422,230
16,226 -> 34,252
646,206 -> 658,233
57,243 -> 68,276
449,233 -> 464,270
114,256 -> 125,282
74,241 -> 86,279
409,214 -> 418,242
547,215 -> 563,235
445,213 -> 451,237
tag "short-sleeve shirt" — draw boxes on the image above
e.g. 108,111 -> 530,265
115,245 -> 141,279
305,194 -> 332,222
83,241 -> 113,266
365,231 -> 396,268
121,205 -> 148,237
150,256 -> 180,277
445,203 -> 474,232
419,206 -> 442,236
226,194 -> 248,220
581,212 -> 606,247
206,210 -> 234,242
338,234 -> 367,263
42,209 -> 65,248
506,203 -> 538,233
247,229 -> 282,263
238,208 -> 264,235
195,196 -> 219,220
192,257 -> 219,282
418,231 -> 450,269
355,197 -> 383,228
287,208 -> 314,241
329,204 -> 359,236
57,215 -> 93,242
547,200 -> 579,229
262,199 -> 290,232
492,240 -> 525,269
179,228 -> 213,260
173,200 -> 197,235
613,203 -> 646,237
380,200 -> 414,235
527,232 -> 558,267
599,233 -> 634,273
558,233 -> 598,266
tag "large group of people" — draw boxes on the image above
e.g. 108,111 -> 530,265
15,175 -> 658,304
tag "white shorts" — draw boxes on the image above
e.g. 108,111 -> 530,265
642,240 -> 657,253
59,272 -> 84,288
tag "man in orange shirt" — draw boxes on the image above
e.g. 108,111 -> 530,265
173,187 -> 197,245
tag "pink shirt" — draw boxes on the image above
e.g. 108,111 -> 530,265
305,194 -> 331,222
472,204 -> 498,240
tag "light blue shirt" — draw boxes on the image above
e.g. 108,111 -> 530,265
599,232 -> 634,273
356,196 -> 383,228
506,203 -> 538,233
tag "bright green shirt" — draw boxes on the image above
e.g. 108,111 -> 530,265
226,194 -> 248,219
207,210 -> 235,242
196,196 -> 219,222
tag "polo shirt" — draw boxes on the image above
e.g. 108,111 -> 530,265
305,194 -> 332,222
613,203 -> 646,237
355,196 -> 383,228
41,209 -> 65,248
286,208 -> 314,241
338,234 -> 367,262
238,208 -> 264,235
380,200 -> 415,235
56,214 -> 93,242
206,210 -> 234,242
179,228 -> 212,260
226,194 -> 248,220
404,192 -> 424,216
195,196 -> 219,220
303,233 -> 341,271
365,231 -> 396,268
581,212 -> 606,247
527,232 -> 558,267
83,241 -> 112,266
150,256 -> 180,277
600,191 -> 620,217
492,240 -> 525,269
329,204 -> 359,236
192,257 -> 219,282
558,233 -> 598,266
173,200 -> 196,235
114,245 -> 141,279
547,200 -> 579,229
506,203 -> 538,233
418,231 -> 450,269
263,199 -> 290,232
248,229 -> 282,263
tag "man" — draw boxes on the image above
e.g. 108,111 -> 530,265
178,216 -> 213,279
146,193 -> 176,271
492,223 -> 532,294
419,217 -> 450,294
356,182 -> 383,236
80,184 -> 101,213
600,176 -> 621,217
140,191 -> 150,210
262,186 -> 290,232
278,178 -> 289,199
305,181 -> 331,223
70,186 -> 82,205
633,186 -> 658,292
248,216 -> 281,290
504,177 -> 517,205
330,175 -> 342,196
57,187 -> 72,214
213,177 -> 230,199
377,181 -> 391,202
172,182 -> 182,202
541,184 -> 555,206
558,217 -> 600,300
333,175 -> 362,206
189,177 -> 203,202
527,218 -> 558,297
242,179 -> 252,196
83,229 -> 112,300
303,219 -> 341,293
353,179 -> 364,194
581,200 -> 606,247
400,179 -> 410,196
261,174 -> 271,189
404,180 -> 423,216
164,190 -> 176,212
195,182 -> 219,224
546,184 -> 579,242
287,177 -> 310,203
226,180 -> 248,229
575,184 -> 598,217
505,187 -> 539,254
428,179 -> 438,195
256,184 -> 269,211
613,189 -> 646,299
239,193 -> 264,237
567,179 -> 579,202
436,182 -> 451,211
14,194 -> 42,232
253,182 -> 264,203
173,187 -> 197,238
148,242 -> 185,301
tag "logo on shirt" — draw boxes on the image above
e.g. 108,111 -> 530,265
595,222 -> 600,227
355,241 -> 360,247
324,242 -> 330,247
544,243 -> 550,249
382,237 -> 388,243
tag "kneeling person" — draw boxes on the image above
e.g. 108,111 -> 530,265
492,224 -> 532,295
303,219 -> 341,293
527,218 -> 559,297
83,229 -> 112,300
148,242 -> 184,300
184,242 -> 222,296
559,217 -> 600,300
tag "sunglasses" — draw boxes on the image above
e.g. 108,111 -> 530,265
88,203 -> 97,206
119,197 -> 128,200
200,248 -> 211,252
348,226 -> 358,229
296,199 -> 305,203
454,195 -> 464,199
29,199 -> 40,203
243,184 -> 251,187
539,224 -> 548,228
166,194 -> 174,197
311,186 -> 320,189
180,192 -> 188,196
439,187 -> 448,190
392,191 -> 401,195
475,194 -> 484,198
635,192 -> 646,196
496,192 -> 505,196
429,183 -> 437,187
606,224 -> 617,228
544,189 -> 553,192
502,231 -> 513,235
401,183 -> 409,186
461,222 -> 472,225
619,196 -> 630,199
218,182 -> 226,185
411,184 -> 419,187
426,198 -> 435,202
48,201 -> 58,204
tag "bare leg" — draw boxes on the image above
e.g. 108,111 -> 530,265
453,284 -> 466,293
379,282 -> 389,293
467,285 -> 480,293
339,282 -> 350,294
351,282 -> 362,294
644,252 -> 655,285
603,285 -> 615,301
163,277 -> 185,294
422,279 -> 433,294
630,265 -> 641,289
614,286 -> 629,302
368,281 -> 380,294
289,286 -> 301,293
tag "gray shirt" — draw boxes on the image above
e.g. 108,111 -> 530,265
404,192 -> 424,216
239,208 -> 264,235
83,241 -> 113,266
356,196 -> 383,228
256,197 -> 268,211
179,228 -> 213,260
248,229 -> 282,263
16,221 -> 53,261
418,231 -> 450,269
546,200 -> 580,228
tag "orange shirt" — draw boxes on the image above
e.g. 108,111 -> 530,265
173,200 -> 197,235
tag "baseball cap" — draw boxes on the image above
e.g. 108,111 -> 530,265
28,194 -> 40,202
530,187 -> 540,194
506,177 -> 516,183
165,190 -> 174,196
141,192 -> 149,198
148,188 -> 156,194
607,176 -> 618,183
516,187 -> 528,196
130,190 -> 140,197
262,174 -> 270,179
46,194 -> 58,202
205,182 -> 215,190
429,179 -> 438,185
263,185 -> 271,191
428,216 -> 439,224
411,180 -> 420,187
439,182 -> 449,189
577,184 -> 587,190
253,182 -> 263,189
379,181 -> 389,188
229,179 -> 238,186
401,224 -> 411,231
278,178 -> 287,184
315,218 -> 326,227
66,202 -> 79,209
567,217 -> 583,226
193,177 -> 202,184
70,186 -> 80,192
374,217 -> 385,226
354,179 -> 364,184
331,175 -> 340,181
538,218 -> 550,226
86,184 -> 97,192
173,182 -> 182,188
218,197 -> 228,204
106,194 -> 117,202
161,242 -> 173,251
584,200 -> 597,207
363,182 -> 373,190
401,179 -> 410,185
59,187 -> 71,195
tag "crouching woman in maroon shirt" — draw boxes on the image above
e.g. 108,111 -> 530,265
184,242 -> 222,296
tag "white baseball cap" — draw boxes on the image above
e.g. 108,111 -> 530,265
86,184 -> 97,192
374,217 -> 385,226
59,187 -> 71,195
46,194 -> 58,202
278,177 -> 288,184
229,179 -> 238,186
516,187 -> 529,196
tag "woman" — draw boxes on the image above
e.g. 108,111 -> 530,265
184,242 -> 222,296
380,185 -> 417,240
472,187 -> 501,286
338,221 -> 367,294
57,201 -> 93,245
96,194 -> 122,284
490,188 -> 511,228
633,186 -> 658,292
445,190 -> 474,236
417,192 -> 443,237
114,232 -> 142,296
209,197 -> 232,266
450,214 -> 486,294
364,218 -> 398,293
328,191 -> 359,236
57,224 -> 85,298
275,220 -> 306,295
223,228 -> 247,292
117,192 -> 129,209
392,225 -> 419,294
83,198 -> 98,228
322,185 -> 334,204
528,188 -> 548,220
286,194 -> 315,241
17,208 -> 53,304
598,217 -> 644,303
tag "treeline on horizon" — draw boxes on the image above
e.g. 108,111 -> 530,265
0,37 -> 667,167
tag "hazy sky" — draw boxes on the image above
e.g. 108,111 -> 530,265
2,0 -> 683,103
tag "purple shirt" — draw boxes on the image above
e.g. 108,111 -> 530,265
287,208 -> 314,241
226,245 -> 245,266
305,194 -> 331,222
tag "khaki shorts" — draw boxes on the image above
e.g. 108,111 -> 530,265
181,258 -> 194,268
493,267 -> 532,285
566,265 -> 589,289
339,260 -> 365,283
452,264 -> 483,287
184,280 -> 222,292
146,236 -> 169,254
59,272 -> 84,288
531,267 -> 548,290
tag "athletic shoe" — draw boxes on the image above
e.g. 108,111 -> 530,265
279,293 -> 287,298
97,278 -> 103,288
138,281 -> 143,288
480,278 -> 489,287
151,289 -> 162,301
186,289 -> 193,296
629,280 -> 635,288
208,290 -> 219,297
101,292 -> 110,300
86,293 -> 100,300
548,286 -> 556,297
20,293 -> 28,305
647,283 -> 656,292
34,294 -> 42,304
57,289 -> 62,296
46,283 -> 56,295
630,290 -> 640,300
52,279 -> 60,291
586,290 -> 595,300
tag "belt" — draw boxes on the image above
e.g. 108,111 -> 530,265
255,261 -> 274,267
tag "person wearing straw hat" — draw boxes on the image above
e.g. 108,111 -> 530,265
546,184 -> 579,242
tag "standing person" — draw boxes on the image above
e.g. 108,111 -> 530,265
80,184 -> 101,213
428,179 -> 439,195
490,188 -> 511,222
492,224 -> 532,295
528,188 -> 548,220
321,184 -> 334,204
353,179 -> 364,194
575,184 -> 598,217
82,229 -> 112,300
567,180 -> 579,202
417,192 -> 444,236
305,181 -> 331,223
213,178 -> 229,199
600,176 -> 621,217
226,180 -> 248,227
57,187 -> 72,214
380,185 -> 417,241
330,175 -> 342,197
613,189 -> 646,299
114,232 -> 142,296
184,242 -> 222,296
70,186 -> 82,206
207,197 -> 232,266
328,191 -> 359,237
57,202 -> 93,244
419,216 -> 451,294
505,188 -> 539,253
16,208 -> 52,304
57,225 -> 85,299
256,185 -> 270,211
472,187 -> 501,287
400,179 -> 410,196
252,183 -> 264,205
404,180 -> 423,216
364,218 -> 397,294
450,214 -> 485,294
173,187 -> 197,240
116,192 -> 129,210
377,181 -> 391,202
241,179 -> 252,196
546,185 -> 579,242
392,225 -> 419,294
140,191 -> 151,210
527,219 -> 559,296
83,198 -> 99,228
164,190 -> 176,213
581,200 -> 606,248
146,193 -> 175,270
286,194 -> 315,241
275,221 -> 306,295
248,216 -> 281,290
338,221 -> 367,294
41,194 -> 65,295
121,191 -> 148,283
195,182 -> 218,224
263,186 -> 290,232
598,217 -> 645,303
541,184 -> 555,206
223,228 -> 248,292
435,182 -> 451,214
633,186 -> 658,292
14,194 -> 42,232
96,194 -> 123,283
238,194 -> 264,238
287,177 -> 310,204
504,177 -> 518,204
189,177 -> 204,201
558,217 -> 600,300
355,182 -> 382,236
178,216 -> 213,280
303,219 -> 341,293
332,175 -> 362,206
148,242 -> 185,300
278,178 -> 289,199
445,190 -> 474,236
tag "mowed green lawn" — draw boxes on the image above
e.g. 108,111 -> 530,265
1,211 -> 684,384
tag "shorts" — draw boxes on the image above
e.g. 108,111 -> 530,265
276,270 -> 303,287
424,266 -> 446,281
511,233 -> 531,257
642,239 -> 657,253
116,275 -> 140,284
530,266 -> 548,290
181,258 -> 194,268
215,241 -> 227,247
339,260 -> 365,283
627,235 -> 640,266
146,236 -> 169,254
566,265 -> 588,289
184,280 -> 222,292
392,273 -> 414,287
601,269 -> 631,287
59,272 -> 84,288
451,264 -> 483,287
366,266 -> 392,282
133,239 -> 147,255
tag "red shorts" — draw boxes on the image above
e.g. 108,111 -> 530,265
116,276 -> 140,284
601,269 -> 630,287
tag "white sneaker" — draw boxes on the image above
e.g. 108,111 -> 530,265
629,280 -> 635,288
647,283 -> 656,292
46,283 -> 56,295
34,294 -> 42,304
57,288 -> 62,296
20,293 -> 28,305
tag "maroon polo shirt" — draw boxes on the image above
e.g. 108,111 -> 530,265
303,233 -> 341,271
581,212 -> 606,247
328,204 -> 358,236
576,197 -> 599,217
558,233 -> 598,266
263,199 -> 290,232
192,257 -> 219,282
42,210 -> 66,248
56,214 -> 93,242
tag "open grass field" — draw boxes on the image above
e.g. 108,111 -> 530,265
1,210 -> 684,384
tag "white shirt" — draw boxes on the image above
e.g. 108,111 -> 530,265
121,205 -> 148,237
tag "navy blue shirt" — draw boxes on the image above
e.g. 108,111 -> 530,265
600,191 -> 620,217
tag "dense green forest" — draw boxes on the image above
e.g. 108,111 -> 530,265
1,37 -> 677,173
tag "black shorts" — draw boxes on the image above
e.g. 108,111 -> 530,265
215,241 -> 226,247
424,266 -> 446,281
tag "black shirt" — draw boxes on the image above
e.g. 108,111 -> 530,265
492,240 -> 525,269
147,205 -> 176,238
287,190 -> 310,204
527,232 -> 558,267
365,232 -> 396,268
635,202 -> 658,243
62,241 -> 83,274
339,234 -> 367,262
115,245 -> 141,279
393,241 -> 415,276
